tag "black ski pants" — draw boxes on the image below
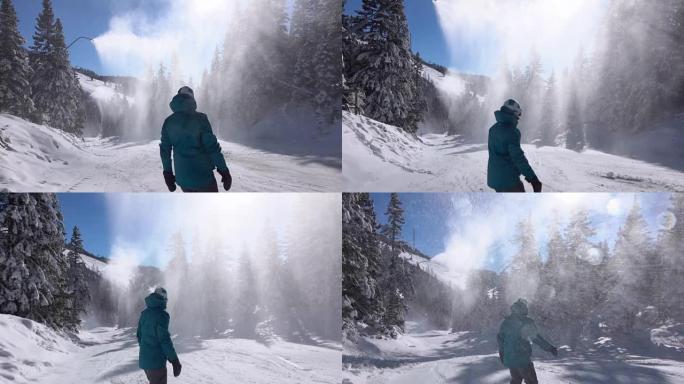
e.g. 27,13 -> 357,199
144,368 -> 167,384
181,179 -> 219,193
509,362 -> 538,384
494,180 -> 526,193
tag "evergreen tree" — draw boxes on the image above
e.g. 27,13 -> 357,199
352,0 -> 425,132
342,193 -> 384,340
565,87 -> 585,151
603,200 -> 653,333
64,226 -> 89,329
506,216 -> 540,303
538,72 -> 558,146
381,192 -> 405,252
0,0 -> 34,118
0,193 -> 78,329
233,252 -> 258,338
30,1 -> 84,134
657,193 -> 684,320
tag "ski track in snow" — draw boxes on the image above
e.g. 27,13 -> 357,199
19,327 -> 341,384
0,114 -> 341,192
343,112 -> 684,192
342,323 -> 684,384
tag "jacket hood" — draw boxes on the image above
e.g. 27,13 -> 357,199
145,292 -> 167,310
170,93 -> 197,114
494,109 -> 519,128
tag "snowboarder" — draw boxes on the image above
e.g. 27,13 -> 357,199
137,287 -> 182,384
487,99 -> 543,193
160,86 -> 233,192
497,299 -> 558,384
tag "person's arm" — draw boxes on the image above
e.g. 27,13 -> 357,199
160,120 -> 173,173
497,323 -> 505,363
156,312 -> 178,361
507,129 -> 537,181
199,114 -> 229,173
136,318 -> 141,344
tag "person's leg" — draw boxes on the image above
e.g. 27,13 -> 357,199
144,368 -> 168,384
495,181 -> 526,193
182,180 -> 219,193
509,367 -> 524,384
521,362 -> 539,384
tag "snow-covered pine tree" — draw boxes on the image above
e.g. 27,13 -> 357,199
0,0 -> 34,118
538,72 -> 558,146
505,216 -> 540,303
29,0 -> 84,135
381,192 -> 405,253
603,200 -> 653,333
233,251 -> 259,338
164,232 -> 191,332
0,193 -> 77,329
309,0 -> 342,127
64,225 -> 90,329
342,193 -> 384,340
565,87 -> 585,151
352,0 -> 424,133
656,193 -> 684,320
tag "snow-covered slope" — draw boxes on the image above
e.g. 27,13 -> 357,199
0,315 -> 74,383
343,111 -> 684,192
343,321 -> 684,384
0,114 -> 341,192
0,314 -> 341,384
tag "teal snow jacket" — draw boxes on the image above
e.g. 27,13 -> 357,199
136,293 -> 178,370
160,94 -> 229,190
497,314 -> 554,368
487,109 -> 537,190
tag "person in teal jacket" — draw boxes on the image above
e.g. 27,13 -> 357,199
160,86 -> 232,193
497,299 -> 558,384
137,287 -> 182,384
487,99 -> 542,193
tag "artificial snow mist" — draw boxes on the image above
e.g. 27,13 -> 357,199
342,192 -> 684,383
0,0 -> 342,192
343,0 -> 684,192
0,193 -> 342,383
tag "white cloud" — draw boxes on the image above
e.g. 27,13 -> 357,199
433,0 -> 607,73
93,0 -> 242,79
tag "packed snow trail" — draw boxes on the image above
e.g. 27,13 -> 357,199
0,315 -> 341,384
343,112 -> 684,192
342,322 -> 684,384
0,114 -> 341,192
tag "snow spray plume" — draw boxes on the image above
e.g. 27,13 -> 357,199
96,194 -> 341,340
431,0 -> 604,141
91,0 -> 296,141
433,193 -> 641,315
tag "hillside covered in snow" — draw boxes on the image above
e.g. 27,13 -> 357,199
0,111 -> 341,192
343,111 -> 684,192
0,314 -> 341,384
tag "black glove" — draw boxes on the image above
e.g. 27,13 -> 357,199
527,177 -> 542,193
499,351 -> 504,364
163,171 -> 177,192
170,358 -> 182,377
218,168 -> 232,191
550,346 -> 558,357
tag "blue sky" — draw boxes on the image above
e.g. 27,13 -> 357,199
13,0 -> 295,77
371,193 -> 673,272
58,193 -> 111,257
345,0 -> 450,67
345,0 -> 608,76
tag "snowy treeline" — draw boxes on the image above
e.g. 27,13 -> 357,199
343,0 -> 428,133
117,0 -> 341,142
429,0 -> 684,154
342,193 -> 452,340
0,0 -> 84,135
343,193 -> 684,348
107,217 -> 342,342
0,194 -> 91,330
453,195 -> 684,347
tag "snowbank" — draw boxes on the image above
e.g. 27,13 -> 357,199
0,315 -> 74,384
0,114 -> 341,192
343,111 -> 684,192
